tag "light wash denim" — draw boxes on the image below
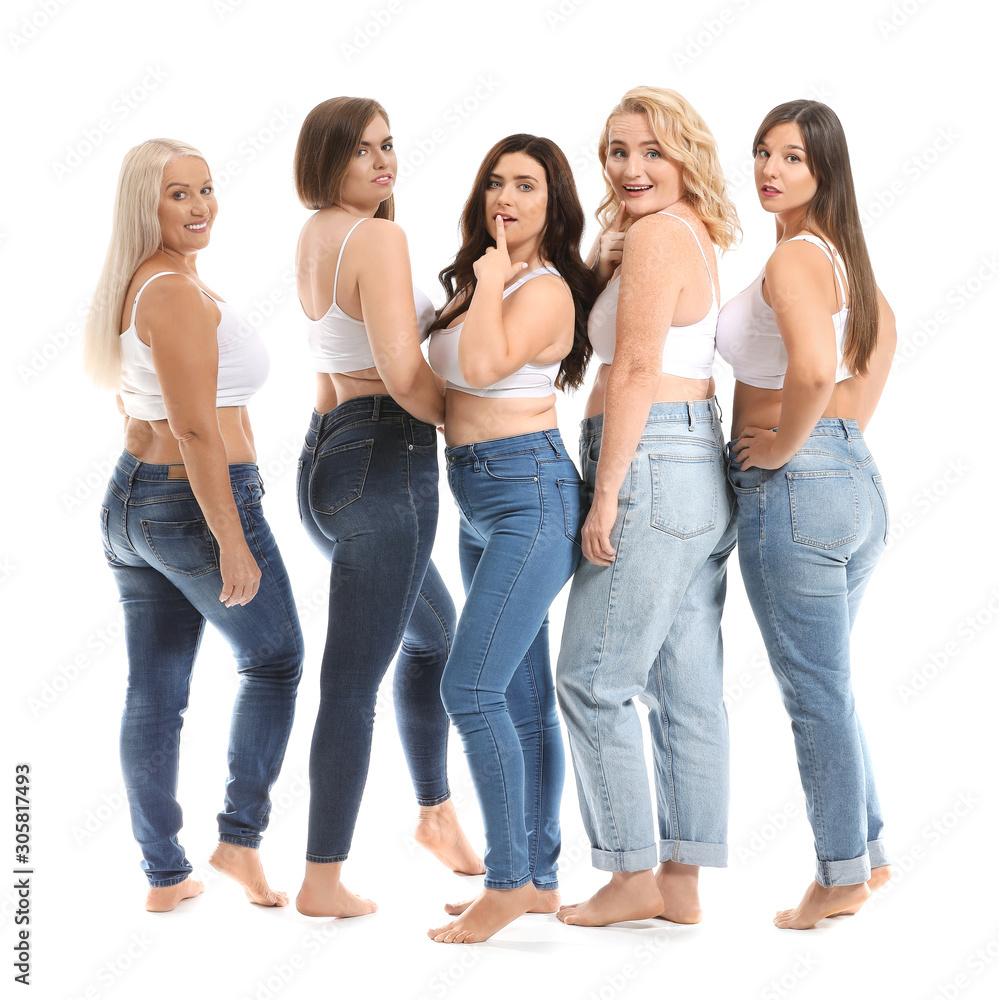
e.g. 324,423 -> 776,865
557,398 -> 736,873
297,397 -> 456,862
102,452 -> 304,887
729,418 -> 889,887
441,429 -> 582,890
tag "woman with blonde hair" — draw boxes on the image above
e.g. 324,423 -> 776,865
556,87 -> 738,927
719,100 -> 895,928
85,139 -> 303,911
293,97 -> 482,919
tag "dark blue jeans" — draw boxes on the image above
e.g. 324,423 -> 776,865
102,452 -> 304,887
297,397 -> 456,862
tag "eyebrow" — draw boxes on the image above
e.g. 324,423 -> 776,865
608,139 -> 660,147
359,135 -> 393,145
489,172 -> 540,183
757,140 -> 805,153
165,178 -> 212,189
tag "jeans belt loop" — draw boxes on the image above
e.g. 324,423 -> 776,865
687,401 -> 696,431
544,429 -> 559,456
372,396 -> 382,421
471,445 -> 480,473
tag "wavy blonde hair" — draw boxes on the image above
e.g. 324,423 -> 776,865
596,86 -> 740,251
83,138 -> 206,390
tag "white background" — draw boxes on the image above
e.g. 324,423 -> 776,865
3,0 -> 998,997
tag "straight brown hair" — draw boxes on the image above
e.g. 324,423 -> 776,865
294,96 -> 394,220
754,101 -> 878,376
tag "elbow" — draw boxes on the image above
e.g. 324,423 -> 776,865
610,356 -> 662,388
460,358 -> 500,390
380,356 -> 424,400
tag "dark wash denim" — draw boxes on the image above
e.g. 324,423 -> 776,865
297,397 -> 456,862
102,451 -> 304,887
441,429 -> 582,890
729,418 -> 889,886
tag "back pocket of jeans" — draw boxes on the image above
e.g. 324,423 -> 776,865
311,439 -> 373,515
787,470 -> 859,549
141,518 -> 219,577
649,454 -> 718,538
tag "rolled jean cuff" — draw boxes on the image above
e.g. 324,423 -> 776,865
416,791 -> 451,808
305,852 -> 348,864
219,834 -> 261,850
815,852 -> 871,887
533,877 -> 559,891
591,844 -> 658,873
658,839 -> 728,868
483,872 -> 534,891
146,871 -> 193,888
868,839 -> 889,869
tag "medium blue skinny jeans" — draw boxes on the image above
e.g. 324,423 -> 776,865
441,428 -> 582,890
729,418 -> 889,886
102,452 -> 304,887
297,397 -> 456,863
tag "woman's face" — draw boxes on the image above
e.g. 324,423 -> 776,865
754,121 -> 818,217
484,151 -> 548,257
604,112 -> 685,217
157,157 -> 216,255
339,114 -> 396,210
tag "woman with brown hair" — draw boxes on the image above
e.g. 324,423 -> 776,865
293,97 -> 482,919
424,134 -> 595,944
718,99 -> 896,928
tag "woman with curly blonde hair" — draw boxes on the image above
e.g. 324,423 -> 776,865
556,86 -> 739,927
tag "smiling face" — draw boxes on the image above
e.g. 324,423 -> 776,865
484,151 -> 548,259
338,114 -> 396,212
604,112 -> 685,218
754,121 -> 818,220
157,156 -> 216,255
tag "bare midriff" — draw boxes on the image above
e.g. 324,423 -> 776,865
315,368 -> 391,416
731,377 -> 862,439
123,406 -> 256,465
442,390 -> 558,449
583,364 -> 715,420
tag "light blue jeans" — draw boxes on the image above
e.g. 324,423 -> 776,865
728,418 -> 889,886
557,399 -> 736,873
441,429 -> 582,890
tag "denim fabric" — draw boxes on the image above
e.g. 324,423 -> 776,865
441,429 -> 581,890
729,418 -> 889,886
557,399 -> 736,873
297,397 -> 456,863
102,452 -> 304,887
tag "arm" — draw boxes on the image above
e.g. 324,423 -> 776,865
457,215 -> 573,388
586,201 -> 628,295
142,276 -> 261,607
734,242 -> 839,469
582,215 -> 686,566
352,219 -> 444,425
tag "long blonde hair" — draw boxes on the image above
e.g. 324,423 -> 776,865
596,86 -> 740,251
83,138 -> 206,390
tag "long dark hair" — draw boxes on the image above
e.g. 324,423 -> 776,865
432,134 -> 595,390
294,96 -> 394,220
754,100 -> 878,376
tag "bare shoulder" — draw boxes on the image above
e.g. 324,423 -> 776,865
509,271 -> 572,310
350,216 -> 407,251
765,238 -> 834,295
134,272 -> 217,339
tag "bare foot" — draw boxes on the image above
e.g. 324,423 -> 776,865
557,871 -> 664,926
415,800 -> 485,875
867,865 -> 892,893
296,861 -> 377,918
145,877 -> 203,912
774,880 -> 871,929
428,884 -> 537,943
654,861 -> 702,924
209,842 -> 288,907
445,886 -> 560,915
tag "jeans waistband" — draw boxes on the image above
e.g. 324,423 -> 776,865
113,449 -> 259,485
445,428 -> 568,466
805,418 -> 864,440
582,397 -> 721,438
306,395 -> 424,447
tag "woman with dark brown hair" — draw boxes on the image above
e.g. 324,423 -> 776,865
293,96 -> 482,919
717,99 -> 896,928
424,135 -> 595,944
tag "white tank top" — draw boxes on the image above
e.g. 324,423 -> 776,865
119,272 -> 269,421
715,234 -> 852,389
305,217 -> 435,372
587,212 -> 718,379
427,267 -> 563,398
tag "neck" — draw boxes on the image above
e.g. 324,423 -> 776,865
160,247 -> 199,273
774,205 -> 810,242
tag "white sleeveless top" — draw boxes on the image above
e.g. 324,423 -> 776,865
715,234 -> 852,389
305,217 -> 435,372
427,267 -> 563,398
587,212 -> 718,379
119,272 -> 269,421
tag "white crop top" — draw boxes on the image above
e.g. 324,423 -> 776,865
715,234 -> 852,389
588,212 -> 718,379
119,272 -> 269,421
427,267 -> 563,399
306,217 -> 435,373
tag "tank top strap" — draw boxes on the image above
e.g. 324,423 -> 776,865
657,212 -> 716,304
129,271 -> 182,327
331,217 -> 369,309
786,234 -> 848,309
502,265 -> 560,298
